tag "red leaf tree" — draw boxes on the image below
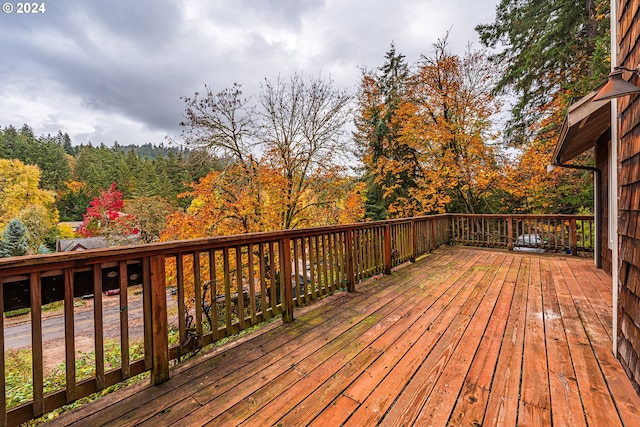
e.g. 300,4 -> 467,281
79,183 -> 138,238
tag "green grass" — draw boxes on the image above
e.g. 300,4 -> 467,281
4,307 -> 31,318
4,338 -> 146,411
4,300 -> 86,319
42,300 -> 65,312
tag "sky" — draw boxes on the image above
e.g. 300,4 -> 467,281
0,0 -> 499,148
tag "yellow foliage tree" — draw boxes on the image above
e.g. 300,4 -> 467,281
504,95 -> 595,214
0,159 -> 57,229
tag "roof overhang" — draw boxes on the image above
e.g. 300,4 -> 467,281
553,84 -> 611,164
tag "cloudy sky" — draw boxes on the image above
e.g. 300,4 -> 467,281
0,0 -> 499,147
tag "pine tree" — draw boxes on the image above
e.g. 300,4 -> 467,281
476,0 -> 610,145
355,43 -> 419,219
0,219 -> 29,257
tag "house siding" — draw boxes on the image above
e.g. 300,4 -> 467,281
616,0 -> 640,394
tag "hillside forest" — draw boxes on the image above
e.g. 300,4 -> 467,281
0,0 -> 609,257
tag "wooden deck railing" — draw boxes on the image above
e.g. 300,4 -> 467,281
0,213 -> 591,426
449,214 -> 595,255
0,215 -> 451,426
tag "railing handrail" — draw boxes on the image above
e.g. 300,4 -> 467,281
0,213 -> 596,273
448,213 -> 593,219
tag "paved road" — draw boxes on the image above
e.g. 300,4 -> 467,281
4,294 -> 172,350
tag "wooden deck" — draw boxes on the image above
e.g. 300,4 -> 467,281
50,246 -> 640,426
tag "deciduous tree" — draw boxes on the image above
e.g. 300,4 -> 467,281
172,73 -> 360,239
79,183 -> 138,240
0,159 -> 57,229
124,196 -> 175,243
406,38 -> 505,214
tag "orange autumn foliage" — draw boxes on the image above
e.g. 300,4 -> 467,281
357,39 -> 506,216
162,162 -> 366,241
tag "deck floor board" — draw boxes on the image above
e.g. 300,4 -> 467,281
51,247 -> 640,427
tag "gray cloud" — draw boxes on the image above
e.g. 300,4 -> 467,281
0,0 -> 499,146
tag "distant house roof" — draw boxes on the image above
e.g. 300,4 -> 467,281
59,221 -> 83,231
553,83 -> 611,164
57,235 -> 139,252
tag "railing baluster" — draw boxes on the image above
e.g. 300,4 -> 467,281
247,245 -> 257,322
258,244 -> 269,320
376,227 -> 381,271
301,238 -> 310,303
308,237 -> 317,297
337,232 -> 345,288
411,220 -> 417,262
223,247 -> 232,333
92,265 -> 105,391
142,257 -> 152,371
314,236 -> 323,296
354,230 -> 361,281
321,234 -> 329,293
30,272 -> 44,417
328,233 -> 336,292
292,239 -> 300,305
210,250 -> 220,340
235,246 -> 245,329
384,225 -> 392,275
570,218 -> 578,256
268,242 -> 277,312
193,252 -> 203,344
118,261 -> 129,380
345,229 -> 355,291
176,254 -> 186,355
63,268 -> 76,403
280,237 -> 294,323
507,216 -> 513,250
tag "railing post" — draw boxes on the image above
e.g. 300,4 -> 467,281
30,272 -> 44,417
0,278 -> 6,427
345,229 -> 356,291
150,255 -> 169,385
507,216 -> 514,251
0,277 -> 7,426
384,224 -> 392,275
280,237 -> 294,323
569,218 -> 578,256
142,257 -> 152,370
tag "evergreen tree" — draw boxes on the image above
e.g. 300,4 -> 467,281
0,126 -> 72,191
57,185 -> 93,222
0,125 -> 25,160
355,43 -> 418,219
0,218 -> 29,257
476,0 -> 610,145
61,132 -> 75,156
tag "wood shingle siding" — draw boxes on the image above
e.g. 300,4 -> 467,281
617,0 -> 640,395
